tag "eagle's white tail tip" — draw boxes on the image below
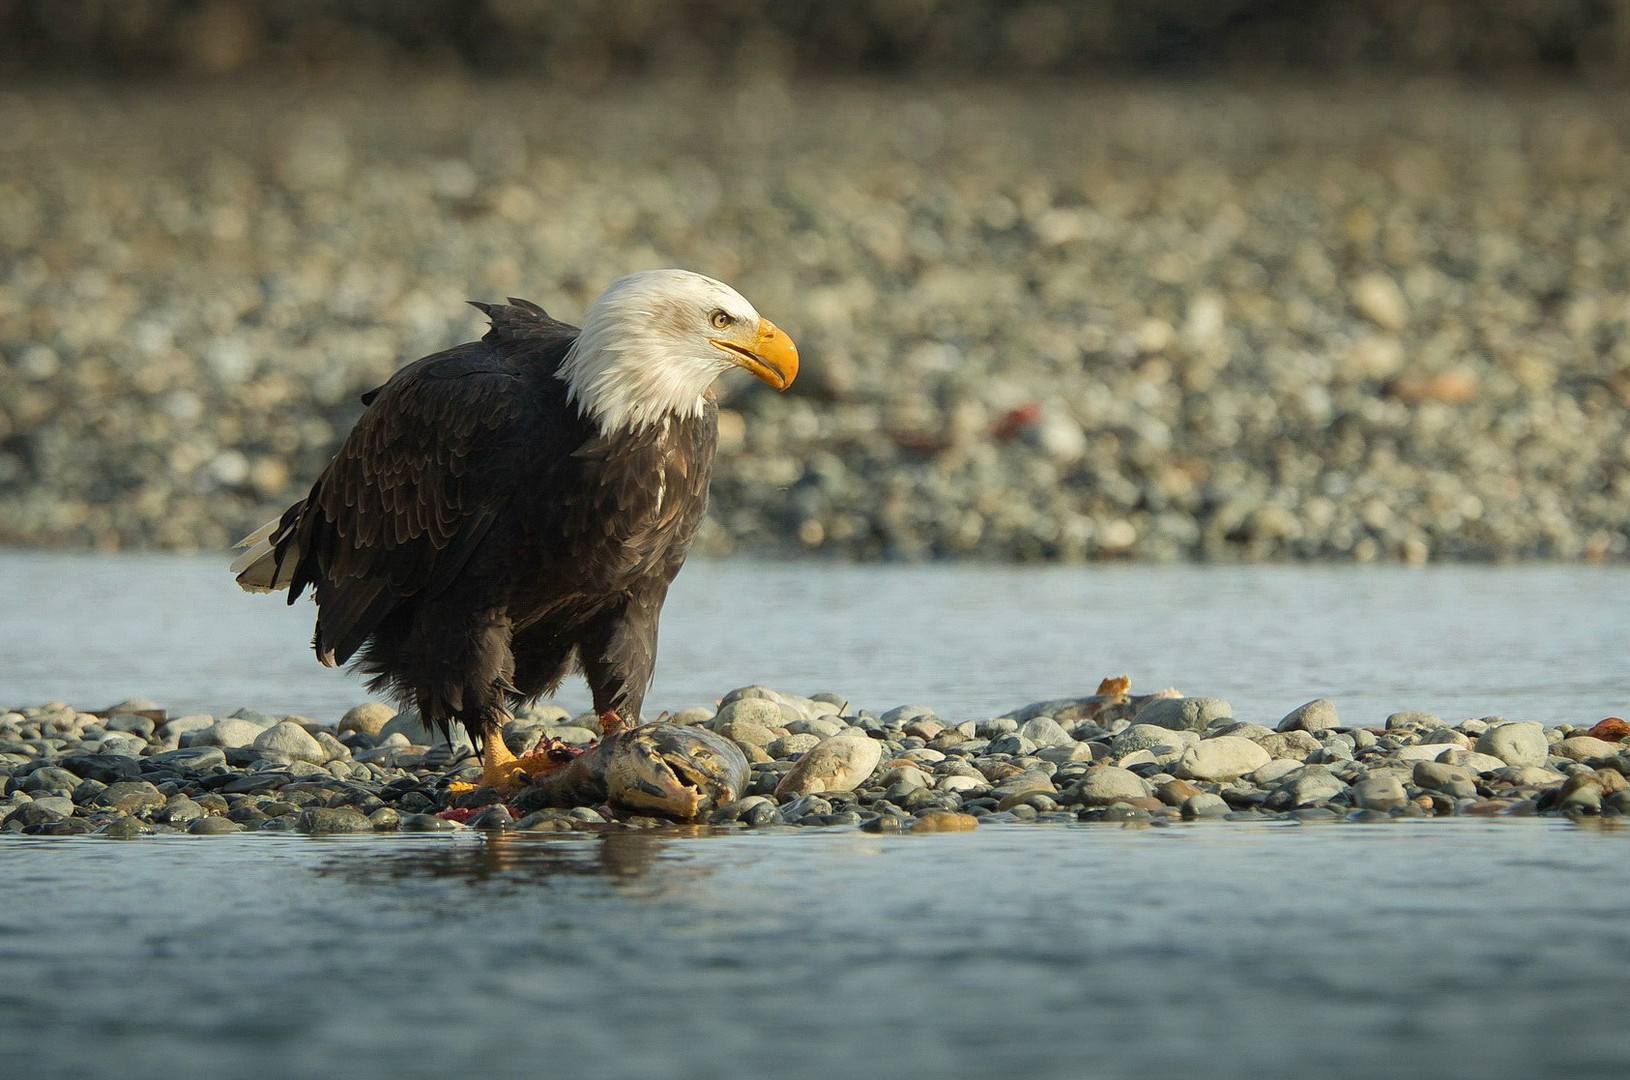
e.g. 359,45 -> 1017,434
231,517 -> 297,593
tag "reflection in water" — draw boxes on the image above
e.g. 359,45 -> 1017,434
308,830 -> 726,898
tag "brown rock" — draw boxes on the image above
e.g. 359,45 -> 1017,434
1155,778 -> 1203,806
1587,717 -> 1629,742
902,718 -> 944,740
910,811 -> 979,833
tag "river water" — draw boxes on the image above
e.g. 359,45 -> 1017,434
2,554 -> 1629,1079
2,823 -> 1628,1080
2,552 -> 1627,725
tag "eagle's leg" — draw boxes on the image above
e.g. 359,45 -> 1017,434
598,710 -> 627,737
477,712 -> 526,792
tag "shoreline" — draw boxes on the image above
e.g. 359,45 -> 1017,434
4,684 -> 1626,837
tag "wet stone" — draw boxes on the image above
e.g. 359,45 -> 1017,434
1071,766 -> 1152,807
1133,697 -> 1232,732
1353,774 -> 1409,811
296,806 -> 373,834
1474,722 -> 1550,768
1278,699 -> 1342,733
143,745 -> 228,772
61,754 -> 143,784
93,781 -> 166,816
1413,761 -> 1480,800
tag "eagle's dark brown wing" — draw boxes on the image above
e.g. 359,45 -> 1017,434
277,302 -> 579,668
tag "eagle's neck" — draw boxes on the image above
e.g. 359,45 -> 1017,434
559,330 -> 720,434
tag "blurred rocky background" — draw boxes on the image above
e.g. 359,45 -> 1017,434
2,1 -> 1629,561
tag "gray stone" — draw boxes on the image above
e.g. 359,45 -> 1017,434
19,767 -> 80,796
1474,721 -> 1549,768
768,733 -> 822,759
1180,793 -> 1232,819
1173,736 -> 1271,781
880,704 -> 939,726
17,796 -> 74,822
877,765 -> 932,792
784,717 -> 845,738
157,714 -> 215,740
1071,766 -> 1153,807
61,754 -> 142,784
777,794 -> 834,822
1265,766 -> 1349,809
1252,729 -> 1321,761
98,816 -> 147,838
1133,697 -> 1232,732
1017,717 -> 1075,748
990,769 -> 1056,800
1248,758 -> 1302,785
713,718 -> 780,748
1036,742 -> 1098,765
379,710 -> 472,748
987,733 -> 1038,756
710,697 -> 785,730
143,745 -> 228,772
1353,774 -> 1408,811
1434,749 -> 1509,774
103,714 -> 155,738
188,816 -> 245,834
314,731 -> 351,761
296,806 -> 374,834
253,720 -> 329,765
1419,727 -> 1471,747
186,717 -> 268,749
92,780 -> 166,815
228,708 -> 278,727
1386,711 -> 1444,731
1211,721 -> 1275,740
1277,698 -> 1341,733
156,797 -> 206,825
1412,761 -> 1479,799
1111,723 -> 1197,758
400,813 -> 460,832
1553,736 -> 1623,763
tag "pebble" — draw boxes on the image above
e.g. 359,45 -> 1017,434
1353,774 -> 1409,811
1173,736 -> 1271,782
1474,722 -> 1551,768
774,734 -> 883,798
1071,766 -> 1153,807
186,718 -> 269,749
1277,699 -> 1341,733
2,682 -> 1622,837
1412,762 -> 1480,799
1132,697 -> 1232,733
253,721 -> 331,765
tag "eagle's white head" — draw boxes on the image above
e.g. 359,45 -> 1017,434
559,269 -> 799,432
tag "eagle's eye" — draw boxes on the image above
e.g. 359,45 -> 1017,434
709,309 -> 734,330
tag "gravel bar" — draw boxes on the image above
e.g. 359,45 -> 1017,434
5,682 -> 1627,837
4,80 -> 1630,562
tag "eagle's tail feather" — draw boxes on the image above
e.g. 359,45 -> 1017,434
231,517 -> 299,593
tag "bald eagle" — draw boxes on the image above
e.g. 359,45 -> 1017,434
232,270 -> 798,788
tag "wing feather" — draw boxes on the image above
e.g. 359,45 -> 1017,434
282,343 -> 526,667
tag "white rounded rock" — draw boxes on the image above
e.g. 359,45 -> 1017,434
1174,736 -> 1271,781
1474,721 -> 1549,768
1072,766 -> 1152,806
774,734 -> 882,797
253,720 -> 329,765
